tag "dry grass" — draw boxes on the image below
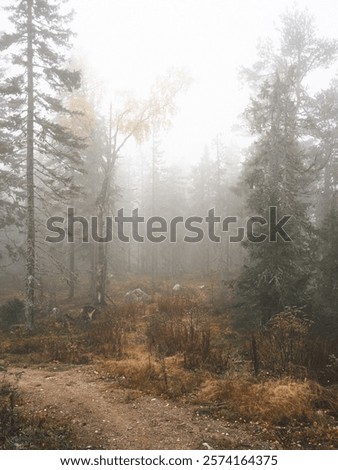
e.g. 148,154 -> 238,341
196,376 -> 338,424
274,419 -> 338,449
99,354 -> 204,399
156,295 -> 199,316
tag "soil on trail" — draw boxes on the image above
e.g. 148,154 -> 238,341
9,364 -> 277,450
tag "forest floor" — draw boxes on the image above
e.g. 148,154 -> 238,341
0,276 -> 337,449
6,364 -> 276,450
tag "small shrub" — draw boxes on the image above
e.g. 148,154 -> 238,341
249,307 -> 338,380
146,313 -> 187,357
146,312 -> 231,373
117,303 -> 141,331
43,337 -> 88,364
2,333 -> 89,365
5,337 -> 44,355
84,319 -> 125,358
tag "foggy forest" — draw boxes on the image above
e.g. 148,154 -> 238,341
0,0 -> 337,452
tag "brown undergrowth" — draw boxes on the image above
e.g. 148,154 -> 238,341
0,277 -> 337,449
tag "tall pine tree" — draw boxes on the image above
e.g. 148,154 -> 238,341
239,10 -> 338,323
0,0 -> 83,328
240,71 -> 313,322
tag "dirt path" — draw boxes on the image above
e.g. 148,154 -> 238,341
9,365 -> 276,450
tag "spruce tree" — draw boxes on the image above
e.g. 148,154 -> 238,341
309,85 -> 338,314
239,10 -> 338,323
0,0 -> 83,328
319,196 -> 338,312
240,72 -> 313,322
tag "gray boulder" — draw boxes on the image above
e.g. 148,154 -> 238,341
125,288 -> 151,303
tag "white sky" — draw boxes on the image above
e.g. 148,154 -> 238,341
70,0 -> 338,165
2,0 -> 338,166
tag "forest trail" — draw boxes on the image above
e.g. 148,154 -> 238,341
9,365 -> 274,450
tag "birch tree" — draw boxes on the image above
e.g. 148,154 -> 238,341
93,71 -> 191,304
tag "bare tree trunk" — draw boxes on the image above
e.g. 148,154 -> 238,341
68,242 -> 75,299
25,0 -> 35,329
95,206 -> 107,305
127,242 -> 131,272
151,131 -> 158,293
215,134 -> 225,278
68,169 -> 76,299
95,105 -> 113,305
89,241 -> 97,302
170,245 -> 175,279
323,154 -> 331,205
